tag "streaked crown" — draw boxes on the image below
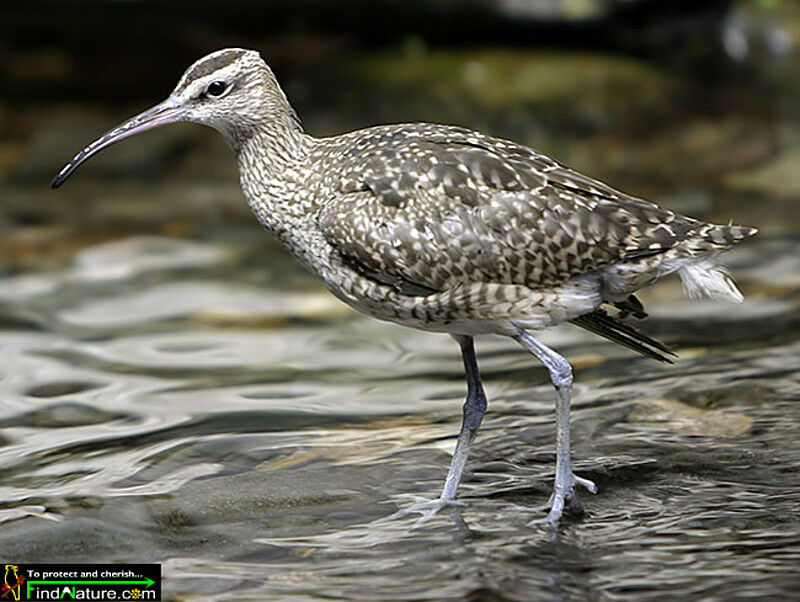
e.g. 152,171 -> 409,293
171,48 -> 301,143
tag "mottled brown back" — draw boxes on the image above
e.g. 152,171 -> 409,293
315,124 -> 740,295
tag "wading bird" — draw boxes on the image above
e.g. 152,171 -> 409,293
53,49 -> 756,529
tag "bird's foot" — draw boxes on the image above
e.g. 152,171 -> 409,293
382,496 -> 464,528
528,473 -> 597,530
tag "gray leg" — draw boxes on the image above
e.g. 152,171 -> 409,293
385,334 -> 487,524
512,327 -> 597,529
440,334 -> 488,501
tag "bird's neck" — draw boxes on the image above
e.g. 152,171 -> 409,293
233,113 -> 313,204
233,119 -> 328,273
232,111 -> 309,171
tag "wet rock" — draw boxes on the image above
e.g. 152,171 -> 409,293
0,224 -> 105,271
0,516 -> 154,562
676,384 -> 778,410
569,116 -> 776,193
149,462 -> 389,535
334,49 -> 678,133
627,397 -> 753,437
725,144 -> 800,199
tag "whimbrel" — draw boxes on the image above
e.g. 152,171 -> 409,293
52,49 -> 756,529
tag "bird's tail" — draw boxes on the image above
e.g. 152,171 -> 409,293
702,224 -> 758,246
677,223 -> 757,303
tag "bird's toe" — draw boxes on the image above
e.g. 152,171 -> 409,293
382,496 -> 465,525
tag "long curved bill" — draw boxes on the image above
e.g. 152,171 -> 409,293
51,98 -> 183,188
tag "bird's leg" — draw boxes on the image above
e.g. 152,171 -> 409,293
386,334 -> 487,524
440,334 -> 488,502
512,327 -> 597,530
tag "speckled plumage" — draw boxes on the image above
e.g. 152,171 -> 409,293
237,114 -> 754,339
53,48 -> 757,530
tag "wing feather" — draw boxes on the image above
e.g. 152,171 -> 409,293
315,125 -> 702,295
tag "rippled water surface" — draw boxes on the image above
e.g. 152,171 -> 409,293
3,229 -> 799,601
4,13 -> 800,600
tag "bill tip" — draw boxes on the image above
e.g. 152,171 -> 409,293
51,169 -> 68,189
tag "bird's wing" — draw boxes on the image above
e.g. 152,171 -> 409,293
317,125 -> 702,294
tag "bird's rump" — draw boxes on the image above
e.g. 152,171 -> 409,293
316,124 -> 708,295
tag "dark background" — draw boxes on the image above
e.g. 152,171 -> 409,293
2,0 -> 794,270
2,0 -> 737,102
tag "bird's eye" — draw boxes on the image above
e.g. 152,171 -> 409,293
206,81 -> 228,97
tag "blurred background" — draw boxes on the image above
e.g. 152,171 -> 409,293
2,1 -> 800,600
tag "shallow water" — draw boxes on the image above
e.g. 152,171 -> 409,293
4,14 -> 800,601
1,222 -> 799,600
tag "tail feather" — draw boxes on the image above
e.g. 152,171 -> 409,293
714,224 -> 758,245
676,223 -> 755,303
699,223 -> 757,246
571,309 -> 676,363
678,261 -> 744,302
573,222 -> 755,360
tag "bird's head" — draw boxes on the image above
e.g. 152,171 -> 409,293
52,48 -> 299,188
